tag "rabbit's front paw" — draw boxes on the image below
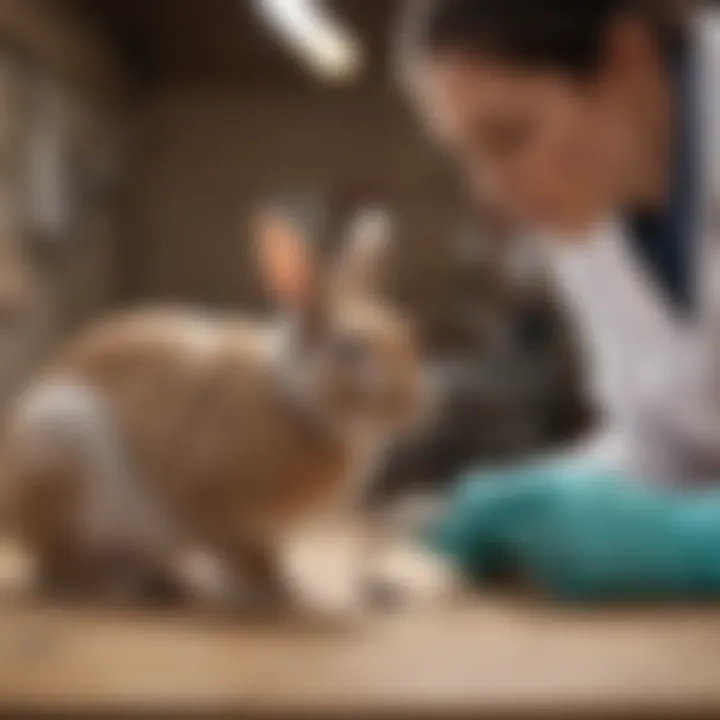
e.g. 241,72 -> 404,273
283,529 -> 366,621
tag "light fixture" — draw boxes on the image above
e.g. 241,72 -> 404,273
253,0 -> 363,84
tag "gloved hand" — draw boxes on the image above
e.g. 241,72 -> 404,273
427,460 -> 720,601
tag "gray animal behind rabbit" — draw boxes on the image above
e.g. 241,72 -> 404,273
371,218 -> 594,506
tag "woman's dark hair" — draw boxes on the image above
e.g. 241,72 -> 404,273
397,0 -> 683,79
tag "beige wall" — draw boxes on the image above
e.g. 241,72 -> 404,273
120,84 -> 462,327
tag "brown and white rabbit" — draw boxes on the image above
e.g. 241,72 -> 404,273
0,205 -> 445,612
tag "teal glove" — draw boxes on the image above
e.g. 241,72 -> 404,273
428,461 -> 720,601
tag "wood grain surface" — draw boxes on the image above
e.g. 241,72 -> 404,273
2,584 -> 720,718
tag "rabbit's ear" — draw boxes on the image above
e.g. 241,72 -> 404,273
335,206 -> 393,297
254,208 -> 314,309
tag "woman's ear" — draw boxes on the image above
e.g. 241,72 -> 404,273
336,206 -> 394,297
253,208 -> 313,309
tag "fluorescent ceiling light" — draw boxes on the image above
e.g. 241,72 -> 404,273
253,0 -> 363,83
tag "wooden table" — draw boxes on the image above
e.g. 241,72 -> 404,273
2,596 -> 720,718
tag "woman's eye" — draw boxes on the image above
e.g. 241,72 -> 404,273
482,118 -> 535,160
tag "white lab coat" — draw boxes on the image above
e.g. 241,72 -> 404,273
543,8 -> 720,485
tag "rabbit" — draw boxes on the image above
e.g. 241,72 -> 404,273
0,204 -> 440,613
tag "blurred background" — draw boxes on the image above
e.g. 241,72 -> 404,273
1,5 -> 717,718
0,0 -> 591,495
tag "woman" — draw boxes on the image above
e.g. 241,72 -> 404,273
391,1 -> 720,599
398,0 -> 720,486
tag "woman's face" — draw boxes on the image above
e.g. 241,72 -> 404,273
411,53 -> 633,233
